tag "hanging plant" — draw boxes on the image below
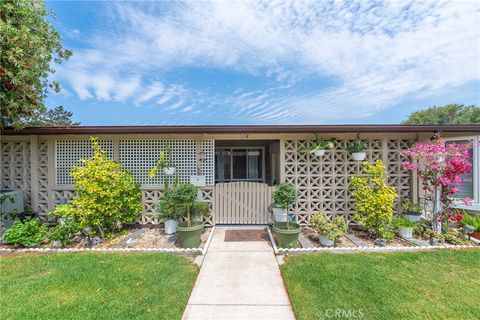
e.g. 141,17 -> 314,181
298,134 -> 335,157
345,134 -> 367,161
149,144 -> 176,177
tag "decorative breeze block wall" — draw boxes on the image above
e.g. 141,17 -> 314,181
52,138 -> 215,224
284,139 -> 411,225
0,141 -> 31,206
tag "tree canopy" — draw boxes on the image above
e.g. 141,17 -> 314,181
0,0 -> 72,129
403,104 -> 479,125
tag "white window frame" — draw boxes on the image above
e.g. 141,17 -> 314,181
445,135 -> 480,211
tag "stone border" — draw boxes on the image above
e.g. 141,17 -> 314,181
0,227 -> 217,256
202,226 -> 215,255
266,226 -> 479,255
0,247 -> 203,255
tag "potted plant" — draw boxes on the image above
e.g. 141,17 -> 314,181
462,212 -> 480,240
172,183 -> 204,248
298,134 -> 335,157
345,134 -> 367,161
271,183 -> 296,222
393,215 -> 415,239
272,183 -> 300,248
310,212 -> 348,247
401,198 -> 422,222
190,201 -> 210,222
149,144 -> 176,177
157,178 -> 179,235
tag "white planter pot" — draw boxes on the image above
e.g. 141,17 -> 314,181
163,167 -> 176,175
314,149 -> 326,157
190,175 -> 206,187
399,227 -> 413,239
164,219 -> 178,235
351,152 -> 366,161
272,207 -> 288,222
319,235 -> 334,247
403,213 -> 421,222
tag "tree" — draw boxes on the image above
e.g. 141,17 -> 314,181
0,0 -> 72,129
402,104 -> 480,125
26,106 -> 79,126
402,136 -> 472,233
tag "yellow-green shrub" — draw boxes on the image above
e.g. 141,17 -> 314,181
350,160 -> 397,239
69,137 -> 142,237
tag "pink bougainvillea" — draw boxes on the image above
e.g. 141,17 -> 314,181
402,135 -> 472,232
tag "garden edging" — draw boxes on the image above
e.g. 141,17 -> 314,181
267,226 -> 479,254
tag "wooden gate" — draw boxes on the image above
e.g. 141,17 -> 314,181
213,182 -> 275,224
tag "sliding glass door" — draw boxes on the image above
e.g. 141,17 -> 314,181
215,147 -> 265,183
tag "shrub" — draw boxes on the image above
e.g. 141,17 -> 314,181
48,217 -> 79,245
3,218 -> 47,247
69,137 -> 142,237
171,183 -> 198,226
400,198 -> 422,214
310,213 -> 348,240
156,178 -> 179,221
272,183 -> 298,208
350,160 -> 398,239
392,215 -> 415,229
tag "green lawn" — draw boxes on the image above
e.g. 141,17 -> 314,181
281,250 -> 480,320
0,253 -> 198,320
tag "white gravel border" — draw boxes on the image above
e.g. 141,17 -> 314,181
266,226 -> 479,254
0,247 -> 203,255
0,227 -> 217,256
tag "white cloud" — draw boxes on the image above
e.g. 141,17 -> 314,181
57,0 -> 480,123
135,81 -> 164,106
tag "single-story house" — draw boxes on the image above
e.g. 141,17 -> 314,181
1,125 -> 479,225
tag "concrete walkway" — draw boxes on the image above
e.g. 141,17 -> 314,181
182,226 -> 295,320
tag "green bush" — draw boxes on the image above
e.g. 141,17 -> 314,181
272,183 -> 298,208
171,183 -> 198,226
48,217 -> 79,245
69,137 -> 142,237
392,215 -> 415,228
350,160 -> 398,239
310,213 -> 348,240
3,218 -> 47,247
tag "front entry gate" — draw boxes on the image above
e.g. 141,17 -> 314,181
213,182 -> 275,224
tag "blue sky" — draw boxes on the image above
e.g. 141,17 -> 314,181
46,0 -> 480,125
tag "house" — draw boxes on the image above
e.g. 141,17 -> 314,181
1,125 -> 479,225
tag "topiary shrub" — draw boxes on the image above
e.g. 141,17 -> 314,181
3,218 -> 47,247
350,160 -> 397,240
171,183 -> 198,227
69,137 -> 142,237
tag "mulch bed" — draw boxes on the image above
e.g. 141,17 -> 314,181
224,229 -> 269,242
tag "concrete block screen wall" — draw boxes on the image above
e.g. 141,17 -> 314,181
1,125 -> 478,225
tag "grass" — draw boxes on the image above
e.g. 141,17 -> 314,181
281,250 -> 480,320
0,253 -> 198,320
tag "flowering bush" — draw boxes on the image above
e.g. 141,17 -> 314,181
69,138 -> 142,237
402,135 -> 472,233
350,160 -> 398,239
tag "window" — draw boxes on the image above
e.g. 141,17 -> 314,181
215,147 -> 264,183
447,136 -> 480,211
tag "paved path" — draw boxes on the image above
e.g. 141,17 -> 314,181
182,226 -> 295,320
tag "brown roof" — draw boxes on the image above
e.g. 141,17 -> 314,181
1,124 -> 479,135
